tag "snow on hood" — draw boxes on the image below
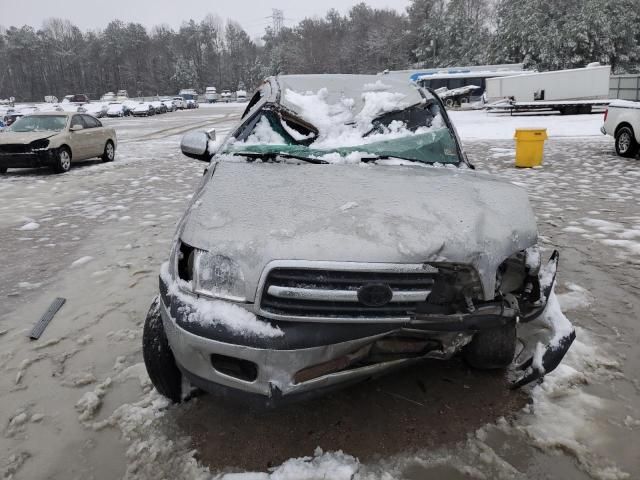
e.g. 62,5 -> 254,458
179,162 -> 538,301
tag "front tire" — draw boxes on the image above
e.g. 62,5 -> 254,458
102,140 -> 115,162
615,126 -> 639,158
52,147 -> 71,173
142,296 -> 182,403
463,323 -> 517,370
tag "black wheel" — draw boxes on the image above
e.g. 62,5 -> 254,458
52,147 -> 72,173
142,296 -> 182,402
102,140 -> 115,162
463,323 -> 517,369
0,166 -> 7,174
615,126 -> 639,158
444,98 -> 455,108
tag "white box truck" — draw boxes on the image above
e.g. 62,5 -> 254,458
486,64 -> 611,114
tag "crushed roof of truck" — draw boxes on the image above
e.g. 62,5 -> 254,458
273,74 -> 426,117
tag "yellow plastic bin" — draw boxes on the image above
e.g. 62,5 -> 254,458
514,128 -> 548,168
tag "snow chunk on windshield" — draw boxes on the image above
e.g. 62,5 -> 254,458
244,116 -> 286,145
282,87 -> 426,149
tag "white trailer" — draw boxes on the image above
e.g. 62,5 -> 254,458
485,64 -> 611,114
204,87 -> 219,103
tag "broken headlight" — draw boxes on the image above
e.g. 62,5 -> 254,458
191,250 -> 246,302
497,246 -> 542,295
30,139 -> 50,151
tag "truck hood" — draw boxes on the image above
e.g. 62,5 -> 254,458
0,131 -> 58,144
179,162 -> 538,301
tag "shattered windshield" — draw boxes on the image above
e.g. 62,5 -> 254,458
223,87 -> 461,165
9,115 -> 68,133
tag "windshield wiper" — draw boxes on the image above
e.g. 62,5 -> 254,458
231,151 -> 329,164
365,155 -> 436,165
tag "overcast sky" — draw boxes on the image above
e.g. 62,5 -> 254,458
0,0 -> 410,38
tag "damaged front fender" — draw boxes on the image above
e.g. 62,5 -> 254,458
512,251 -> 576,389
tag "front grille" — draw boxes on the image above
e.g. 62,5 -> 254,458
0,144 -> 30,154
260,267 -> 438,321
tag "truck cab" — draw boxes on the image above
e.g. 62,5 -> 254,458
602,100 -> 640,158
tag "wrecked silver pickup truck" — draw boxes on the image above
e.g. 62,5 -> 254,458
142,74 -> 575,406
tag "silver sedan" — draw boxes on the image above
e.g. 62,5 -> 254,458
0,112 -> 117,174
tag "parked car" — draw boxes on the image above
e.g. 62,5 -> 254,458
101,92 -> 117,102
80,102 -> 109,118
602,100 -> 640,158
160,98 -> 178,112
151,101 -> 168,114
116,90 -> 129,102
107,102 -> 127,117
122,100 -> 138,115
132,102 -> 156,117
220,90 -> 232,103
3,113 -> 23,127
179,90 -> 200,109
172,97 -> 186,110
0,112 -> 116,174
205,87 -> 219,103
142,74 -> 576,406
62,94 -> 90,104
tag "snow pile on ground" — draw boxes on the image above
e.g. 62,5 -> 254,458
217,448 -> 359,480
483,282 -> 629,480
565,216 -> 640,261
511,328 -> 628,480
160,262 -> 283,338
98,390 -> 211,480
18,221 -> 40,231
76,377 -> 112,422
556,283 -> 592,311
71,255 -> 94,268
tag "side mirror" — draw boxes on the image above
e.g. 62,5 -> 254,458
206,128 -> 216,141
181,131 -> 210,161
70,124 -> 84,131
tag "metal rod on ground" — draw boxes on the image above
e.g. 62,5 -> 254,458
29,298 -> 66,340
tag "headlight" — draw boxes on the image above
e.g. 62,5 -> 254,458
30,139 -> 50,151
192,250 -> 246,302
497,251 -> 527,294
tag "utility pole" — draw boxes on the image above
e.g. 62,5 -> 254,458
271,9 -> 284,35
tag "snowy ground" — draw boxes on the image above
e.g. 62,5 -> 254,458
1,108 -> 639,479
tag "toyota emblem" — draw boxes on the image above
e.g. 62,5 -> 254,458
357,283 -> 393,307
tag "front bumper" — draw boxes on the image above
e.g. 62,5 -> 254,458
159,283 -> 477,406
159,251 -> 574,404
0,150 -> 57,168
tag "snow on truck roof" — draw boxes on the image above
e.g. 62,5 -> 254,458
274,74 -> 425,116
